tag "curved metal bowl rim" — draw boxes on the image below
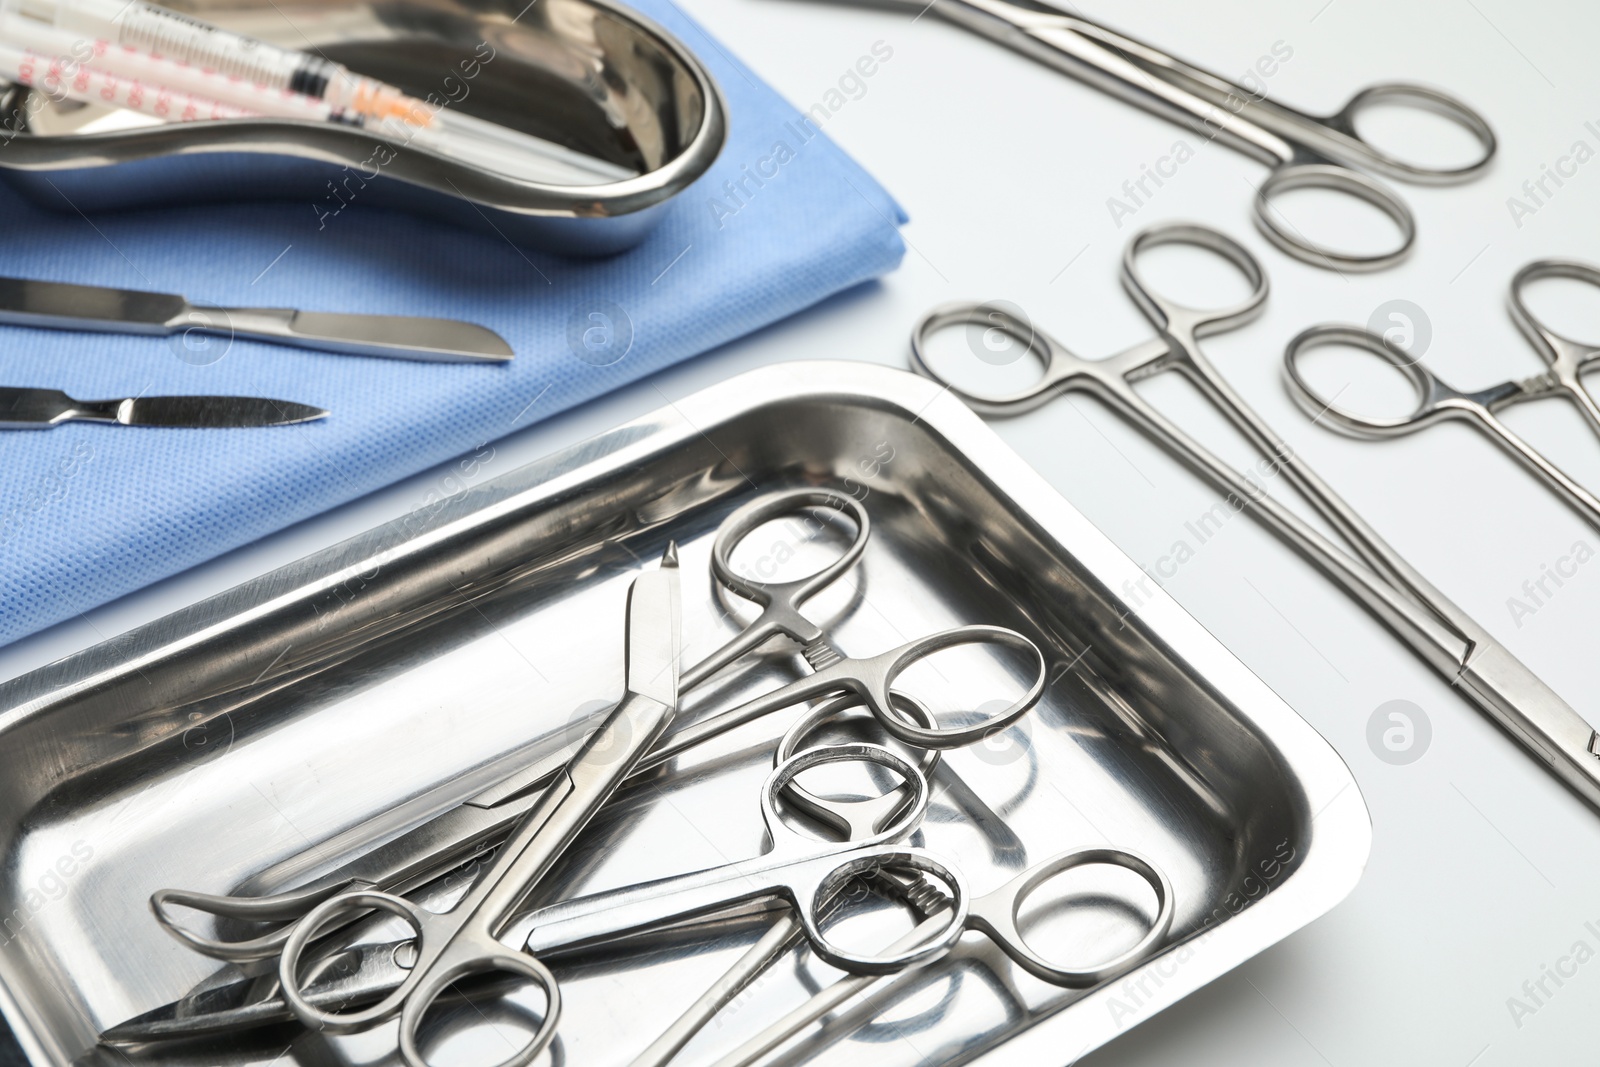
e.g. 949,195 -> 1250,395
0,0 -> 728,220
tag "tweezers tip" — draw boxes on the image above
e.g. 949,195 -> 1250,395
661,541 -> 680,568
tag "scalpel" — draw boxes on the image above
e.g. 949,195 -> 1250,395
0,276 -> 514,363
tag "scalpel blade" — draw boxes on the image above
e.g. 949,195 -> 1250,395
0,276 -> 513,363
122,395 -> 329,428
275,310 -> 514,363
0,387 -> 327,430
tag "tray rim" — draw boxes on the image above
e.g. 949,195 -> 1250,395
0,359 -> 1372,1067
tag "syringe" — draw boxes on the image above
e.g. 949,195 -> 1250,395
4,0 -> 426,123
1,0 -> 637,182
1,16 -> 333,122
0,40 -> 252,123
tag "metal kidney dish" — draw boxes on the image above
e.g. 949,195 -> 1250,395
0,0 -> 727,255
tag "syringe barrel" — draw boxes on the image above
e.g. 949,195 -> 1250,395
0,39 -> 255,121
25,0 -> 340,97
15,0 -> 428,123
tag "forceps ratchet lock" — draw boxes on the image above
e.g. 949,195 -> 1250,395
623,693 -> 1173,1067
1285,259 -> 1600,530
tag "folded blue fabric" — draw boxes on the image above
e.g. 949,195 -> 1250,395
0,4 -> 907,648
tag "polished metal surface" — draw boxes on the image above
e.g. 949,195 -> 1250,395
0,0 -> 727,255
184,740 -> 1166,1048
277,550 -> 682,1067
514,745 -> 960,975
836,0 -> 1494,271
0,275 -> 515,363
910,221 -> 1600,819
0,361 -> 1368,1067
0,385 -> 327,428
138,487 -> 1046,970
708,844 -> 1174,1067
1284,259 -> 1600,529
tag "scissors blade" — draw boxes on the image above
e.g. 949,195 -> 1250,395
104,902 -> 786,1043
99,942 -> 400,1043
626,541 -> 681,707
105,547 -> 685,1043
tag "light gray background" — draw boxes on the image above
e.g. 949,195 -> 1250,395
5,0 -> 1600,1063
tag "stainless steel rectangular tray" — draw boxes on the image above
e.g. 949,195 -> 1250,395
0,361 -> 1370,1067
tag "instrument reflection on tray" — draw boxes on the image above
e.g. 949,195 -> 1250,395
107,488 -> 1172,1067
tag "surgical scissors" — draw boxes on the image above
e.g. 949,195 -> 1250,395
909,221 -> 1600,814
265,544 -> 681,1067
1285,260 -> 1600,529
149,487 -> 873,962
843,0 -> 1494,271
155,746 -> 957,1043
291,612 -> 1041,1035
274,742 -> 1165,1056
142,488 -> 1045,960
